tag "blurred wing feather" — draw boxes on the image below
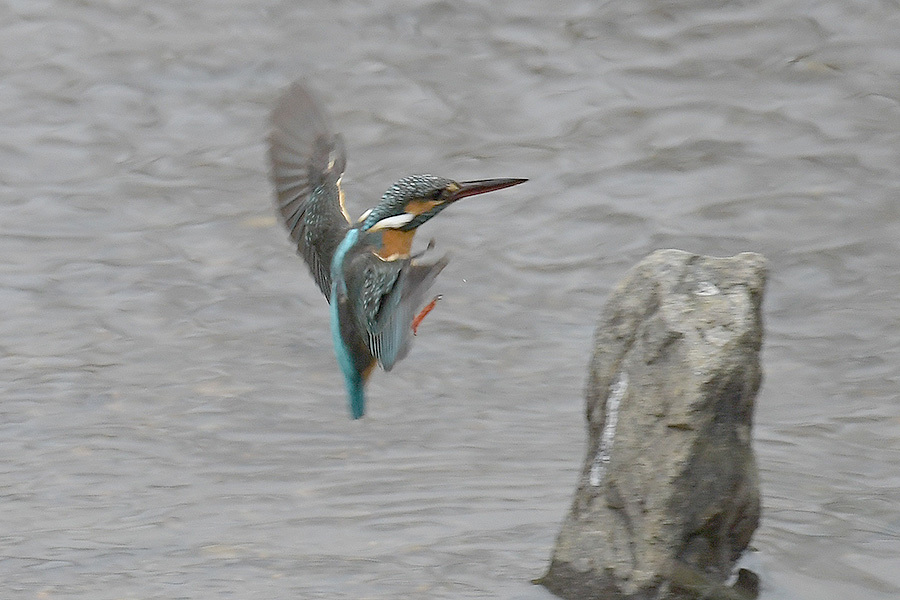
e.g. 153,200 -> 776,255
345,253 -> 449,371
268,82 -> 350,300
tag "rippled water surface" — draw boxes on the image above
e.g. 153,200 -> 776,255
3,1 -> 899,598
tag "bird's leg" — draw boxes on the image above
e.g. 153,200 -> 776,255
412,295 -> 441,335
410,238 -> 436,259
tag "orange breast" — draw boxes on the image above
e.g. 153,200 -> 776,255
375,228 -> 416,260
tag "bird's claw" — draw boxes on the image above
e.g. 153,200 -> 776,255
412,295 -> 442,335
411,238 -> 437,259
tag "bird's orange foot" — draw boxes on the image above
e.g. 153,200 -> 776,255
412,295 -> 441,335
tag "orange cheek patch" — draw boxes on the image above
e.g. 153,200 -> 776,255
404,199 -> 442,215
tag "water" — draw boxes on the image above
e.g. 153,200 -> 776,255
2,1 -> 899,598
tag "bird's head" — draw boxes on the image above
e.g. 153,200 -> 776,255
359,174 -> 526,234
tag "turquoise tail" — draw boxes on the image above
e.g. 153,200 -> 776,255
347,376 -> 366,420
330,285 -> 367,419
330,229 -> 367,419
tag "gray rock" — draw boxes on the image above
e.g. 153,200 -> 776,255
540,249 -> 766,600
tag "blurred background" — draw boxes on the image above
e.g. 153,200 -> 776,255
2,0 -> 898,598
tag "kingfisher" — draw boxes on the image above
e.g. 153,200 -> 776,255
267,82 -> 526,419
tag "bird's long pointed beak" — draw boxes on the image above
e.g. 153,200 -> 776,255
450,178 -> 527,201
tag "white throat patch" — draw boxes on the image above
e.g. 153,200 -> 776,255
368,212 -> 415,231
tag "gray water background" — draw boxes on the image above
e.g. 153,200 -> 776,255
2,0 -> 899,598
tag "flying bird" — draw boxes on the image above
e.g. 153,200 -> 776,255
268,82 -> 526,418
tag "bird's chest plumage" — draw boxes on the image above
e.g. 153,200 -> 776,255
375,228 -> 416,260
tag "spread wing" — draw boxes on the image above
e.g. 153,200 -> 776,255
268,82 -> 350,301
343,248 -> 449,371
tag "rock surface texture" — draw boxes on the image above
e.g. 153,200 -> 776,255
541,249 -> 766,600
